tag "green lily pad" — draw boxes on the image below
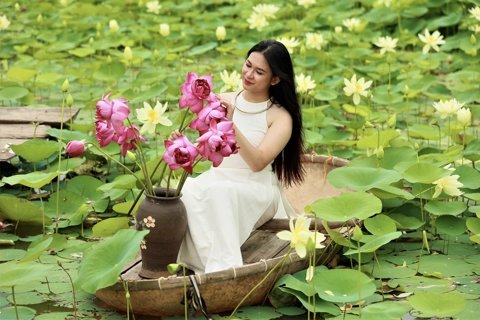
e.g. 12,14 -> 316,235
408,292 -> 465,318
403,163 -> 451,184
0,249 -> 27,261
67,176 -> 110,212
411,255 -> 475,277
314,90 -> 338,101
311,192 -> 382,222
435,215 -> 467,236
327,166 -> 402,192
361,301 -> 412,320
2,171 -> 62,189
6,291 -> 47,305
424,200 -> 467,216
389,276 -> 455,294
0,261 -> 52,288
6,67 -> 37,83
364,214 -> 397,235
0,196 -> 52,226
0,86 -> 29,100
91,217 -> 131,237
314,269 -> 376,303
68,47 -> 96,57
75,228 -> 149,294
0,306 -> 36,320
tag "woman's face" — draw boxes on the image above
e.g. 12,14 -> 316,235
241,52 -> 279,94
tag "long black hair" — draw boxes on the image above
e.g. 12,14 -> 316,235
247,40 -> 305,187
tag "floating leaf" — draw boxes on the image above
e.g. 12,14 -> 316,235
403,163 -> 451,184
344,232 -> 402,255
9,140 -> 59,163
91,217 -> 131,237
68,47 -> 96,57
314,269 -> 376,303
0,87 -> 30,100
0,306 -> 36,320
75,228 -> 149,294
312,192 -> 382,222
0,261 -> 52,287
361,301 -> 412,320
6,67 -> 37,82
408,292 -> 465,318
424,200 -> 467,216
327,166 -> 402,192
0,196 -> 52,226
364,214 -> 397,235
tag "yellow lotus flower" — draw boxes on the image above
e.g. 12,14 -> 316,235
343,74 -> 373,105
432,98 -> 464,119
216,26 -> 226,41
247,12 -> 269,31
470,25 -> 480,34
342,18 -> 361,32
159,23 -> 170,37
335,26 -> 342,34
276,37 -> 300,54
374,36 -> 398,55
277,214 -> 326,258
306,32 -> 327,50
137,101 -> 173,134
295,73 -> 316,94
432,175 -> 463,198
469,6 -> 480,21
297,0 -> 316,8
219,70 -> 242,93
109,20 -> 119,33
252,4 -> 279,19
418,29 -> 445,54
457,107 -> 472,127
146,0 -> 161,14
0,15 -> 11,31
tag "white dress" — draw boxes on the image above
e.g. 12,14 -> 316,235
176,92 -> 295,274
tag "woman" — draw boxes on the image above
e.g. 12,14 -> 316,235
175,39 -> 305,274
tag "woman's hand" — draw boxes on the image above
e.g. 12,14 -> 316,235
218,98 -> 235,121
168,129 -> 182,141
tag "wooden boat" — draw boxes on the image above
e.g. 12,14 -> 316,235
96,154 -> 354,317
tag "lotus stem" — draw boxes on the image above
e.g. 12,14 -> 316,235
55,91 -> 66,234
58,261 -> 77,318
228,248 -> 293,319
11,286 -> 19,320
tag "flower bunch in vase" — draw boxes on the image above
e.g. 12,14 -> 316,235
67,71 -> 238,199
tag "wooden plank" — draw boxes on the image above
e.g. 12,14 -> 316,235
241,230 -> 289,264
0,124 -> 51,139
0,138 -> 27,161
0,107 -> 80,125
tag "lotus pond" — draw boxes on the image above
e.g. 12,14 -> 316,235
1,0 -> 480,319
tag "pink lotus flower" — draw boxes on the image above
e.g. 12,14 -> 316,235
189,100 -> 227,134
95,120 -> 115,147
113,124 -> 146,157
163,136 -> 199,174
179,72 -> 216,113
96,92 -> 130,132
197,120 -> 238,167
65,140 -> 85,157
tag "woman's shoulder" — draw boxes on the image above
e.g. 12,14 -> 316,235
217,91 -> 240,101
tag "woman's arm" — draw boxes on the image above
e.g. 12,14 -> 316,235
218,93 -> 292,172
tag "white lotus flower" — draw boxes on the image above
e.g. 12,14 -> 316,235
247,12 -> 269,31
276,37 -> 300,54
374,36 -> 398,55
418,29 -> 445,54
252,4 -> 279,19
137,101 -> 172,134
306,32 -> 327,50
457,108 -> 472,127
146,0 -> 162,14
295,73 -> 316,94
469,6 -> 480,21
432,98 -> 464,119
343,18 -> 361,32
343,74 -> 373,105
432,175 -> 463,198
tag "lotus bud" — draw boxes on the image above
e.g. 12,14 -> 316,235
353,225 -> 363,241
387,114 -> 396,128
335,26 -> 342,34
124,46 -> 133,61
153,49 -> 158,58
37,14 -> 43,23
376,145 -> 384,160
403,84 -> 409,94
89,37 -> 94,45
414,142 -> 419,151
181,31 -> 186,38
300,45 -> 306,56
61,79 -> 69,92
364,121 -> 374,128
306,236 -> 315,253
387,85 -> 391,92
457,107 -> 471,127
472,34 -> 477,45
386,54 -> 393,64
67,94 -> 74,107
65,140 -> 85,158
126,292 -> 130,299
109,19 -> 119,33
106,55 -> 112,64
367,90 -> 373,99
126,150 -> 136,162
57,260 -> 63,267
96,30 -> 101,38
96,22 -> 102,31
15,3 -> 20,11
159,23 -> 170,37
138,0 -> 143,7
327,16 -> 332,23
215,26 -> 226,41
62,20 -> 67,27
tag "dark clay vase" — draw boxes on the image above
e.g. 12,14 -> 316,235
135,187 -> 187,278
